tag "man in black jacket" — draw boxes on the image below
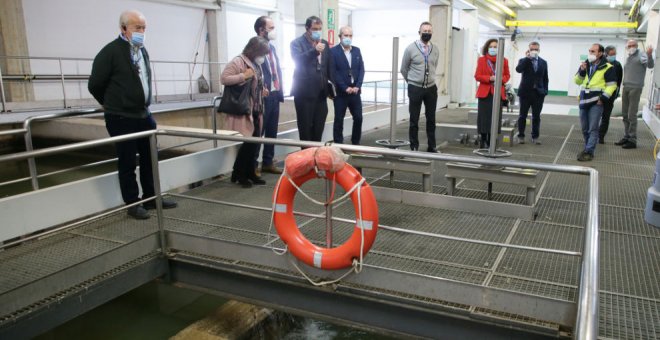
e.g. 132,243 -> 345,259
88,10 -> 176,220
290,16 -> 332,142
515,41 -> 549,145
599,45 -> 623,144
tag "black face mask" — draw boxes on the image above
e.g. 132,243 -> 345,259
421,33 -> 432,42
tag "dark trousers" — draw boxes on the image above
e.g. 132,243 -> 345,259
517,91 -> 545,139
104,114 -> 157,204
256,93 -> 280,166
599,95 -> 616,140
234,112 -> 261,180
294,94 -> 328,142
408,84 -> 437,151
333,94 -> 363,145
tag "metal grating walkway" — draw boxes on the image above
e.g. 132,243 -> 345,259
0,113 -> 659,339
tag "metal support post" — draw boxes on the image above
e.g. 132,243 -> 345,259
374,82 -> 378,110
59,58 -> 67,109
390,37 -> 399,145
325,178 -> 333,248
149,134 -> 167,256
489,38 -> 505,156
0,64 -> 6,112
211,96 -> 221,148
188,63 -> 193,101
152,63 -> 159,103
24,129 -> 39,190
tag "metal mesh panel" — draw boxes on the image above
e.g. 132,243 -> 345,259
535,198 -> 586,227
599,205 -> 660,237
488,274 -> 577,302
510,221 -> 583,252
599,231 -> 660,299
599,292 -> 660,340
496,248 -> 581,286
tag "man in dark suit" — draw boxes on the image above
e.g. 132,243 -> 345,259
515,41 -> 549,145
599,45 -> 623,144
330,26 -> 365,145
254,16 -> 284,174
290,16 -> 332,142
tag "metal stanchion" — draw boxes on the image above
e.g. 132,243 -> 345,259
149,134 -> 167,257
376,37 -> 409,149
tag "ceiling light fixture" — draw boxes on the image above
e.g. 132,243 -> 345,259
610,0 -> 616,8
521,0 -> 532,8
483,0 -> 517,17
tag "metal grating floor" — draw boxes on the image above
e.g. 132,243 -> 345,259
1,113 -> 659,339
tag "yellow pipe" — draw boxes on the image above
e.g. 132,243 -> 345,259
506,20 -> 638,28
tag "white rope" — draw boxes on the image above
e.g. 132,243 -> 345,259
269,163 -> 368,286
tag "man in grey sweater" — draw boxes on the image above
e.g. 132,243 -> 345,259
616,40 -> 655,149
400,21 -> 440,152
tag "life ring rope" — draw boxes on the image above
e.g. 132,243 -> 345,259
266,167 -> 368,286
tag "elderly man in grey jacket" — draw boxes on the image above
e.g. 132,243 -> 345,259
616,40 -> 655,149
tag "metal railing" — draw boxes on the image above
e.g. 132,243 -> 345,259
0,129 -> 599,339
0,55 -> 226,111
0,97 -> 220,191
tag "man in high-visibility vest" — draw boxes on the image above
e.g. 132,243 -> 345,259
574,43 -> 618,162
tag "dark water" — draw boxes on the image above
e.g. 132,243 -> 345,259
35,281 -> 395,340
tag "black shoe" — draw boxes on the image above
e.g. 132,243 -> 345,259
144,197 -> 178,210
410,146 -> 418,151
427,148 -> 441,153
621,141 -> 637,149
598,138 -> 604,144
127,205 -> 150,219
249,174 -> 266,185
238,178 -> 252,188
230,171 -> 238,183
577,152 -> 593,161
614,138 -> 628,146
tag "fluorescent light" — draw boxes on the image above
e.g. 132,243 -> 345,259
522,0 -> 531,8
339,0 -> 357,10
610,0 -> 616,8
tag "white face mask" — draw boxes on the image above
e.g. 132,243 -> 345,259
267,30 -> 276,41
628,47 -> 637,55
587,54 -> 597,63
254,56 -> 265,65
529,50 -> 539,58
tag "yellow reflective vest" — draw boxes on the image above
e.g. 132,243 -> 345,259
574,59 -> 618,109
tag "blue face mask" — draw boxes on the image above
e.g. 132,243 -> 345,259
607,55 -> 616,62
341,37 -> 352,47
488,47 -> 497,56
130,32 -> 145,46
310,30 -> 322,41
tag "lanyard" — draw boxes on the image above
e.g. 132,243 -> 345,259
486,59 -> 496,75
416,41 -> 431,87
586,63 -> 598,87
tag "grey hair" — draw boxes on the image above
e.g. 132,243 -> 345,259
119,10 -> 144,28
339,26 -> 352,37
529,41 -> 540,47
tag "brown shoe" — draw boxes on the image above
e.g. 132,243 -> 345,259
261,164 -> 283,174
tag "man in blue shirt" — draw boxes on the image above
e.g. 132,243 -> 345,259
330,26 -> 365,145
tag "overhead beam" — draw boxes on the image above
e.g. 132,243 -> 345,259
506,20 -> 638,28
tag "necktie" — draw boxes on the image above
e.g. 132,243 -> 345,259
268,49 -> 279,91
532,58 -> 538,72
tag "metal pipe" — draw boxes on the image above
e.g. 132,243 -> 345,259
0,63 -> 6,112
149,134 -> 167,256
374,81 -> 378,111
0,128 -> 27,137
58,58 -> 67,109
575,169 -> 600,340
489,38 -> 505,155
212,95 -> 221,148
390,37 -> 399,145
152,62 -> 159,103
325,178 -> 333,247
23,126 -> 39,190
188,63 -> 193,101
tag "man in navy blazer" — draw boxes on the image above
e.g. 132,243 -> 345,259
330,26 -> 365,144
515,41 -> 549,145
291,16 -> 332,142
254,16 -> 284,174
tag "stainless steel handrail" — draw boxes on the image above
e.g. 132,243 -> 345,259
0,129 -> 600,339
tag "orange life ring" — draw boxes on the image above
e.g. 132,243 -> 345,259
273,163 -> 379,270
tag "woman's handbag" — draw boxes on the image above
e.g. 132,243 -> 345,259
217,78 -> 252,116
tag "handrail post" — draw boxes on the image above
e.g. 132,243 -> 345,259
211,96 -> 221,148
374,81 -> 378,111
0,63 -> 6,112
390,37 -> 399,146
575,169 -> 600,340
152,62 -> 159,103
325,178 -> 332,248
149,133 -> 167,257
188,63 -> 193,101
23,121 -> 39,190
59,58 -> 67,109
489,38 -> 505,156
